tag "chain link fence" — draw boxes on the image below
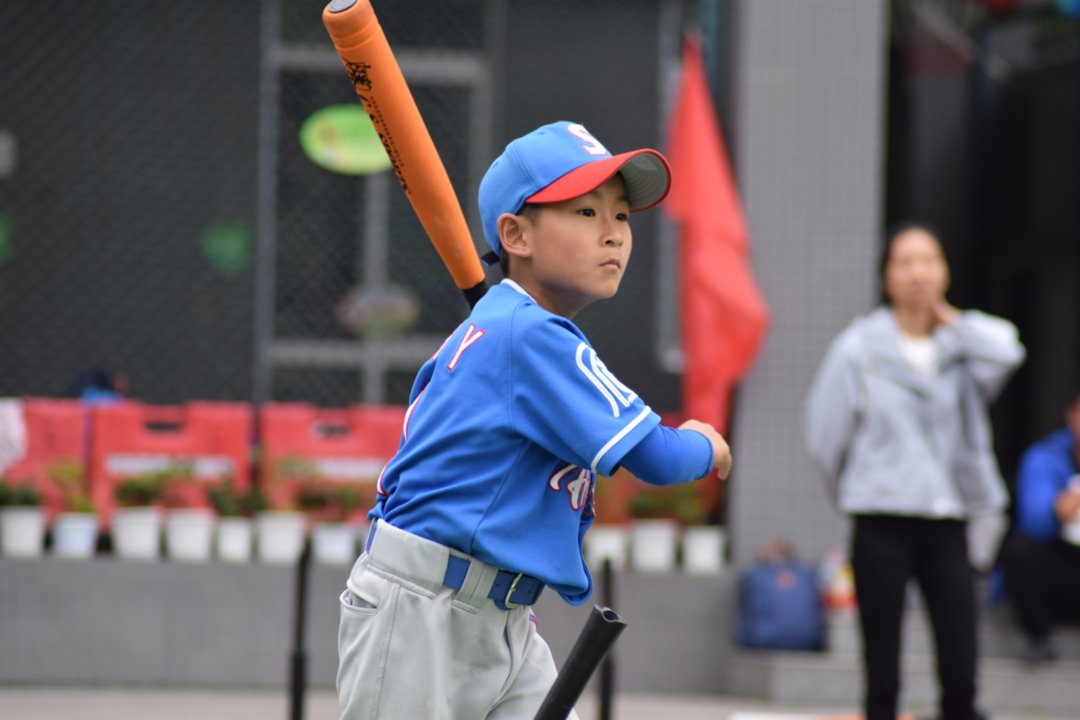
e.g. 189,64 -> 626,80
1,0 -> 685,411
264,0 -> 494,406
0,1 -> 261,402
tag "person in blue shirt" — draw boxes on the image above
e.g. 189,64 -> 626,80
999,387 -> 1080,664
336,121 -> 732,720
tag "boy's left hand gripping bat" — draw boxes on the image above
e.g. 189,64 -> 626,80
322,0 -> 488,309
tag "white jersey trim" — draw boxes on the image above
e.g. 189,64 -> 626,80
502,278 -> 531,298
590,406 -> 653,475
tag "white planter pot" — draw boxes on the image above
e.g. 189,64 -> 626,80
255,511 -> 306,564
682,526 -> 727,575
112,506 -> 162,561
585,524 -> 628,572
216,516 -> 253,563
52,512 -> 100,559
165,509 -> 216,563
629,519 -> 679,573
0,507 -> 47,558
311,521 -> 358,565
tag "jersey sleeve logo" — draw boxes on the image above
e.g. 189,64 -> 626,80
575,343 -> 638,418
548,463 -> 594,512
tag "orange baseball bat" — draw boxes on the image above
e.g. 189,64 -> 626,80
323,0 -> 488,308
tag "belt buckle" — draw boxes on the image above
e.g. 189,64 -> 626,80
502,572 -> 525,609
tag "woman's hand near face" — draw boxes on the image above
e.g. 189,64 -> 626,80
933,301 -> 958,327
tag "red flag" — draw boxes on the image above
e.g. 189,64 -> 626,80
664,34 -> 769,435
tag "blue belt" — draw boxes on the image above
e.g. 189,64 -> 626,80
442,555 -> 545,610
366,522 -> 544,610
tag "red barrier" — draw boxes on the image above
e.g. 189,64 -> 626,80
1,398 -> 88,518
258,403 -> 406,519
89,401 -> 253,525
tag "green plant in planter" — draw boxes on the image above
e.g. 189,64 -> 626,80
0,478 -> 42,507
296,480 -> 366,523
295,479 -> 334,521
277,456 -> 319,483
331,484 -> 364,522
66,495 -> 96,513
268,455 -> 322,512
114,471 -> 168,508
295,482 -> 328,511
627,483 -> 707,525
207,477 -> 269,518
671,483 -> 707,526
47,461 -> 95,514
627,485 -> 673,520
157,461 -> 211,509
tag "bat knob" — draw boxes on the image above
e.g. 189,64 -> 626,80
326,0 -> 358,13
324,0 -> 374,37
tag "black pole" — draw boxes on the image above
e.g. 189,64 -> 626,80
598,557 -> 615,720
533,606 -> 627,720
289,541 -> 311,720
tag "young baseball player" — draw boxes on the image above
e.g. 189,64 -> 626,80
337,120 -> 732,720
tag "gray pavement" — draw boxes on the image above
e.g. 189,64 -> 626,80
0,687 -> 1077,720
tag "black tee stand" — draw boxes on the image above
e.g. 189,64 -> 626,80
289,541 -> 312,720
598,556 -> 616,720
534,556 -> 626,720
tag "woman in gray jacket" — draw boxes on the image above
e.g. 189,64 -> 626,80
805,223 -> 1024,720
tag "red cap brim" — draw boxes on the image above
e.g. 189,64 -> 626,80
525,149 -> 671,211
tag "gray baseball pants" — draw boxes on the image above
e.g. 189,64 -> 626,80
337,520 -> 579,719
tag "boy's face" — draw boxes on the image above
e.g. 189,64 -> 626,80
506,174 -> 631,318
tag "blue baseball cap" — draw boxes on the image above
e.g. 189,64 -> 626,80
478,121 -> 671,260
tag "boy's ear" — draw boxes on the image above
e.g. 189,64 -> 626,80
497,212 -> 531,259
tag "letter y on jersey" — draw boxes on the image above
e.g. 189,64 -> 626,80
447,323 -> 485,371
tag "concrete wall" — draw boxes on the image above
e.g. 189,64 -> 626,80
0,557 -> 738,694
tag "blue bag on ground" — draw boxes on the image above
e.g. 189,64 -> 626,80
737,545 -> 824,651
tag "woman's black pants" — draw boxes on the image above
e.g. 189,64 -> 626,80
851,514 -> 979,720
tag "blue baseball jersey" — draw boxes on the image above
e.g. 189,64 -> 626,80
372,280 -> 661,604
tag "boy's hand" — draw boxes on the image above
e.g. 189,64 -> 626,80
679,420 -> 732,480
